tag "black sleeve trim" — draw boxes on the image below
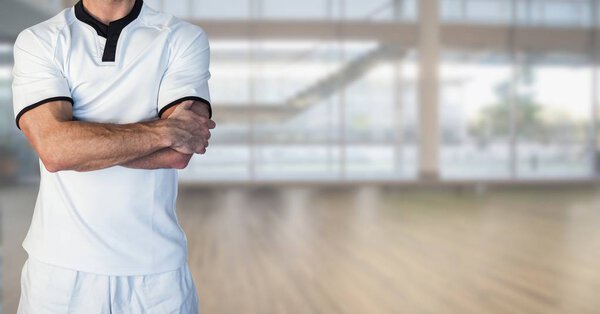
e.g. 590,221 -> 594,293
15,96 -> 74,130
159,96 -> 212,119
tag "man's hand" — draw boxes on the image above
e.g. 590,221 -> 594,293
120,100 -> 215,170
166,100 -> 216,154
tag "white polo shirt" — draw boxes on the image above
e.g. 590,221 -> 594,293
11,0 -> 211,275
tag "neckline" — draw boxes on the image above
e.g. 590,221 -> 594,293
74,0 -> 143,38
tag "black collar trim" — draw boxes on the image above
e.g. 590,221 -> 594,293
74,0 -> 143,62
74,0 -> 143,38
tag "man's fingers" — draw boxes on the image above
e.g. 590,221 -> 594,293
191,113 -> 214,128
195,146 -> 207,155
192,139 -> 209,154
207,120 -> 216,129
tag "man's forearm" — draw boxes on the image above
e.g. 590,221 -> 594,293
121,148 -> 192,170
35,119 -> 173,172
120,101 -> 210,170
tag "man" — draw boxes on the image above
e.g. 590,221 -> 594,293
12,0 -> 214,312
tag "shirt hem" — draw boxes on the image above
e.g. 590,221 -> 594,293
24,249 -> 186,276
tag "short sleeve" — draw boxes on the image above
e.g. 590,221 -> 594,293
12,29 -> 72,130
157,29 -> 212,119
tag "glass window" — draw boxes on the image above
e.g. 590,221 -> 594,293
344,48 -> 419,179
345,0 -> 389,21
210,41 -> 254,105
194,0 -> 250,19
517,0 -> 592,27
254,145 -> 341,180
441,0 -> 512,24
252,41 -> 344,179
154,0 -> 420,21
181,146 -> 252,181
440,52 -> 512,179
515,53 -> 594,178
183,39 -> 417,181
261,0 -> 329,20
442,0 -> 594,27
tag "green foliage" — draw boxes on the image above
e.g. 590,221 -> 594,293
469,79 -> 587,144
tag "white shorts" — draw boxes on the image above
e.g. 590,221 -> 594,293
17,256 -> 199,314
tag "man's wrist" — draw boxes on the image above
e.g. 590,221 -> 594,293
150,119 -> 175,148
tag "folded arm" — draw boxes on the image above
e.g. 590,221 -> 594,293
18,100 -> 209,172
120,100 -> 212,170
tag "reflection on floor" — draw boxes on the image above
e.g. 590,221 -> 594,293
3,185 -> 600,314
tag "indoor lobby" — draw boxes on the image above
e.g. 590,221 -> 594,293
1,0 -> 600,313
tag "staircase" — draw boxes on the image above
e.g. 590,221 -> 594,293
286,44 -> 404,110
213,44 -> 405,123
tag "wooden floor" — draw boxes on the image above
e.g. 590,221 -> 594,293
2,185 -> 600,314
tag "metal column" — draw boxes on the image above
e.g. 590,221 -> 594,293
418,0 -> 440,181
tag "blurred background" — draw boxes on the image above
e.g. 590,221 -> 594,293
1,0 -> 600,313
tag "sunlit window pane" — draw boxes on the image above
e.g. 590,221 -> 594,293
344,49 -> 419,179
194,0 -> 250,19
180,146 -> 252,181
441,0 -> 512,24
440,52 -> 512,179
442,0 -> 593,27
516,54 -> 594,178
516,0 -> 592,27
255,145 -> 341,179
3,0 -> 598,183
262,0 -> 329,20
